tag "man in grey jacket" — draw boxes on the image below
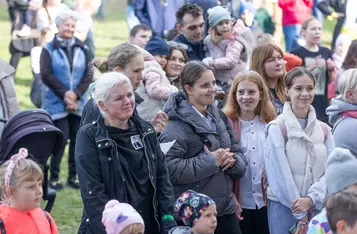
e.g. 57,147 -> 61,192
0,59 -> 20,135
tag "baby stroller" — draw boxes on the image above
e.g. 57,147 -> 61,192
0,109 -> 63,213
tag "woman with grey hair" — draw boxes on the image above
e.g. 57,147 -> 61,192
327,68 -> 357,156
75,72 -> 176,234
40,9 -> 92,190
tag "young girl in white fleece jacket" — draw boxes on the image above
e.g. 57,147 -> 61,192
264,67 -> 335,234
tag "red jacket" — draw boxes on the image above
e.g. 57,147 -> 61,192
0,205 -> 58,234
278,0 -> 314,25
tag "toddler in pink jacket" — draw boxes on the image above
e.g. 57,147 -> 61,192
204,6 -> 253,94
136,37 -> 178,121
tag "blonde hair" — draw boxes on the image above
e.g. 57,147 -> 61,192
93,43 -> 141,73
120,223 -> 144,234
302,17 -> 319,30
0,158 -> 43,203
224,71 -> 276,123
338,69 -> 357,101
250,43 -> 286,103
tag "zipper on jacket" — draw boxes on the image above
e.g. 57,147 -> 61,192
141,130 -> 160,228
71,48 -> 81,91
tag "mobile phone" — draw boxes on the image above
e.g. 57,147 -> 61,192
289,222 -> 297,234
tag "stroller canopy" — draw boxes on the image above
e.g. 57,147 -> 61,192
0,109 -> 63,164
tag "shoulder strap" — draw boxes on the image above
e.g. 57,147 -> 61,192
0,218 -> 5,234
43,210 -> 52,231
276,117 -> 288,144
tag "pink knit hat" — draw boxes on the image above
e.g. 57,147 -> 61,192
102,200 -> 145,234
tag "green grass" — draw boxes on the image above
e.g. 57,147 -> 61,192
0,1 -> 128,233
0,1 -> 336,232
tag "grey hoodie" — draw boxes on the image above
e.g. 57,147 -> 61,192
0,59 -> 20,135
326,97 -> 357,156
159,91 -> 247,217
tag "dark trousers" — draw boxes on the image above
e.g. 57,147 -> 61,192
50,114 -> 81,181
240,207 -> 269,234
215,213 -> 242,234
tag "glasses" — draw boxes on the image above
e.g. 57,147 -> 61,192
167,41 -> 189,51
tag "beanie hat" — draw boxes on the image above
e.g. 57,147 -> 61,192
175,190 -> 215,227
144,37 -> 170,56
326,147 -> 357,196
102,200 -> 145,234
207,6 -> 231,28
239,2 -> 257,16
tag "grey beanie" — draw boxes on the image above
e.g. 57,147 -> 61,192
326,147 -> 357,196
207,6 -> 231,28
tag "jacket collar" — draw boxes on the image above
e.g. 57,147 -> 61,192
52,34 -> 86,50
282,102 -> 317,140
93,111 -> 154,143
163,91 -> 219,134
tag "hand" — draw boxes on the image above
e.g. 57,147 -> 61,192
219,149 -> 235,171
332,12 -> 344,19
326,58 -> 335,71
64,90 -> 78,103
151,111 -> 169,133
215,90 -> 225,100
202,57 -> 213,67
295,216 -> 309,234
292,197 -> 313,214
236,200 -> 244,221
66,101 -> 77,112
203,145 -> 224,162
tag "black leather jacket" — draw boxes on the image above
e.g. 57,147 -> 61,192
76,113 -> 176,233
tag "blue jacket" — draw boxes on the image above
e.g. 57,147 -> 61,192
40,36 -> 91,120
135,0 -> 183,37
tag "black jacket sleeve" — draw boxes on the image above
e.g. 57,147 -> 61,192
153,134 -> 177,232
40,49 -> 69,99
74,48 -> 92,99
134,0 -> 150,26
317,0 -> 334,16
75,127 -> 108,234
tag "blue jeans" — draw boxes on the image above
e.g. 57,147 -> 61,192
283,24 -> 302,52
126,4 -> 140,31
268,200 -> 297,234
313,0 -> 324,23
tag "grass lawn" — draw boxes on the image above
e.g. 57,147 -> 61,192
0,1 -> 128,233
0,1 -> 335,232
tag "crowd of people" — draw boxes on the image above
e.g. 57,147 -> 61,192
1,0 -> 357,234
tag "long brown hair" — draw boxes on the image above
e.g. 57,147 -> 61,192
250,43 -> 286,103
342,40 -> 357,70
224,71 -> 276,123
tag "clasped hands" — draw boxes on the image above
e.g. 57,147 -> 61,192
204,145 -> 235,171
64,90 -> 78,112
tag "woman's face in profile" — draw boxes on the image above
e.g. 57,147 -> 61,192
121,55 -> 144,90
165,49 -> 186,77
101,83 -> 135,121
